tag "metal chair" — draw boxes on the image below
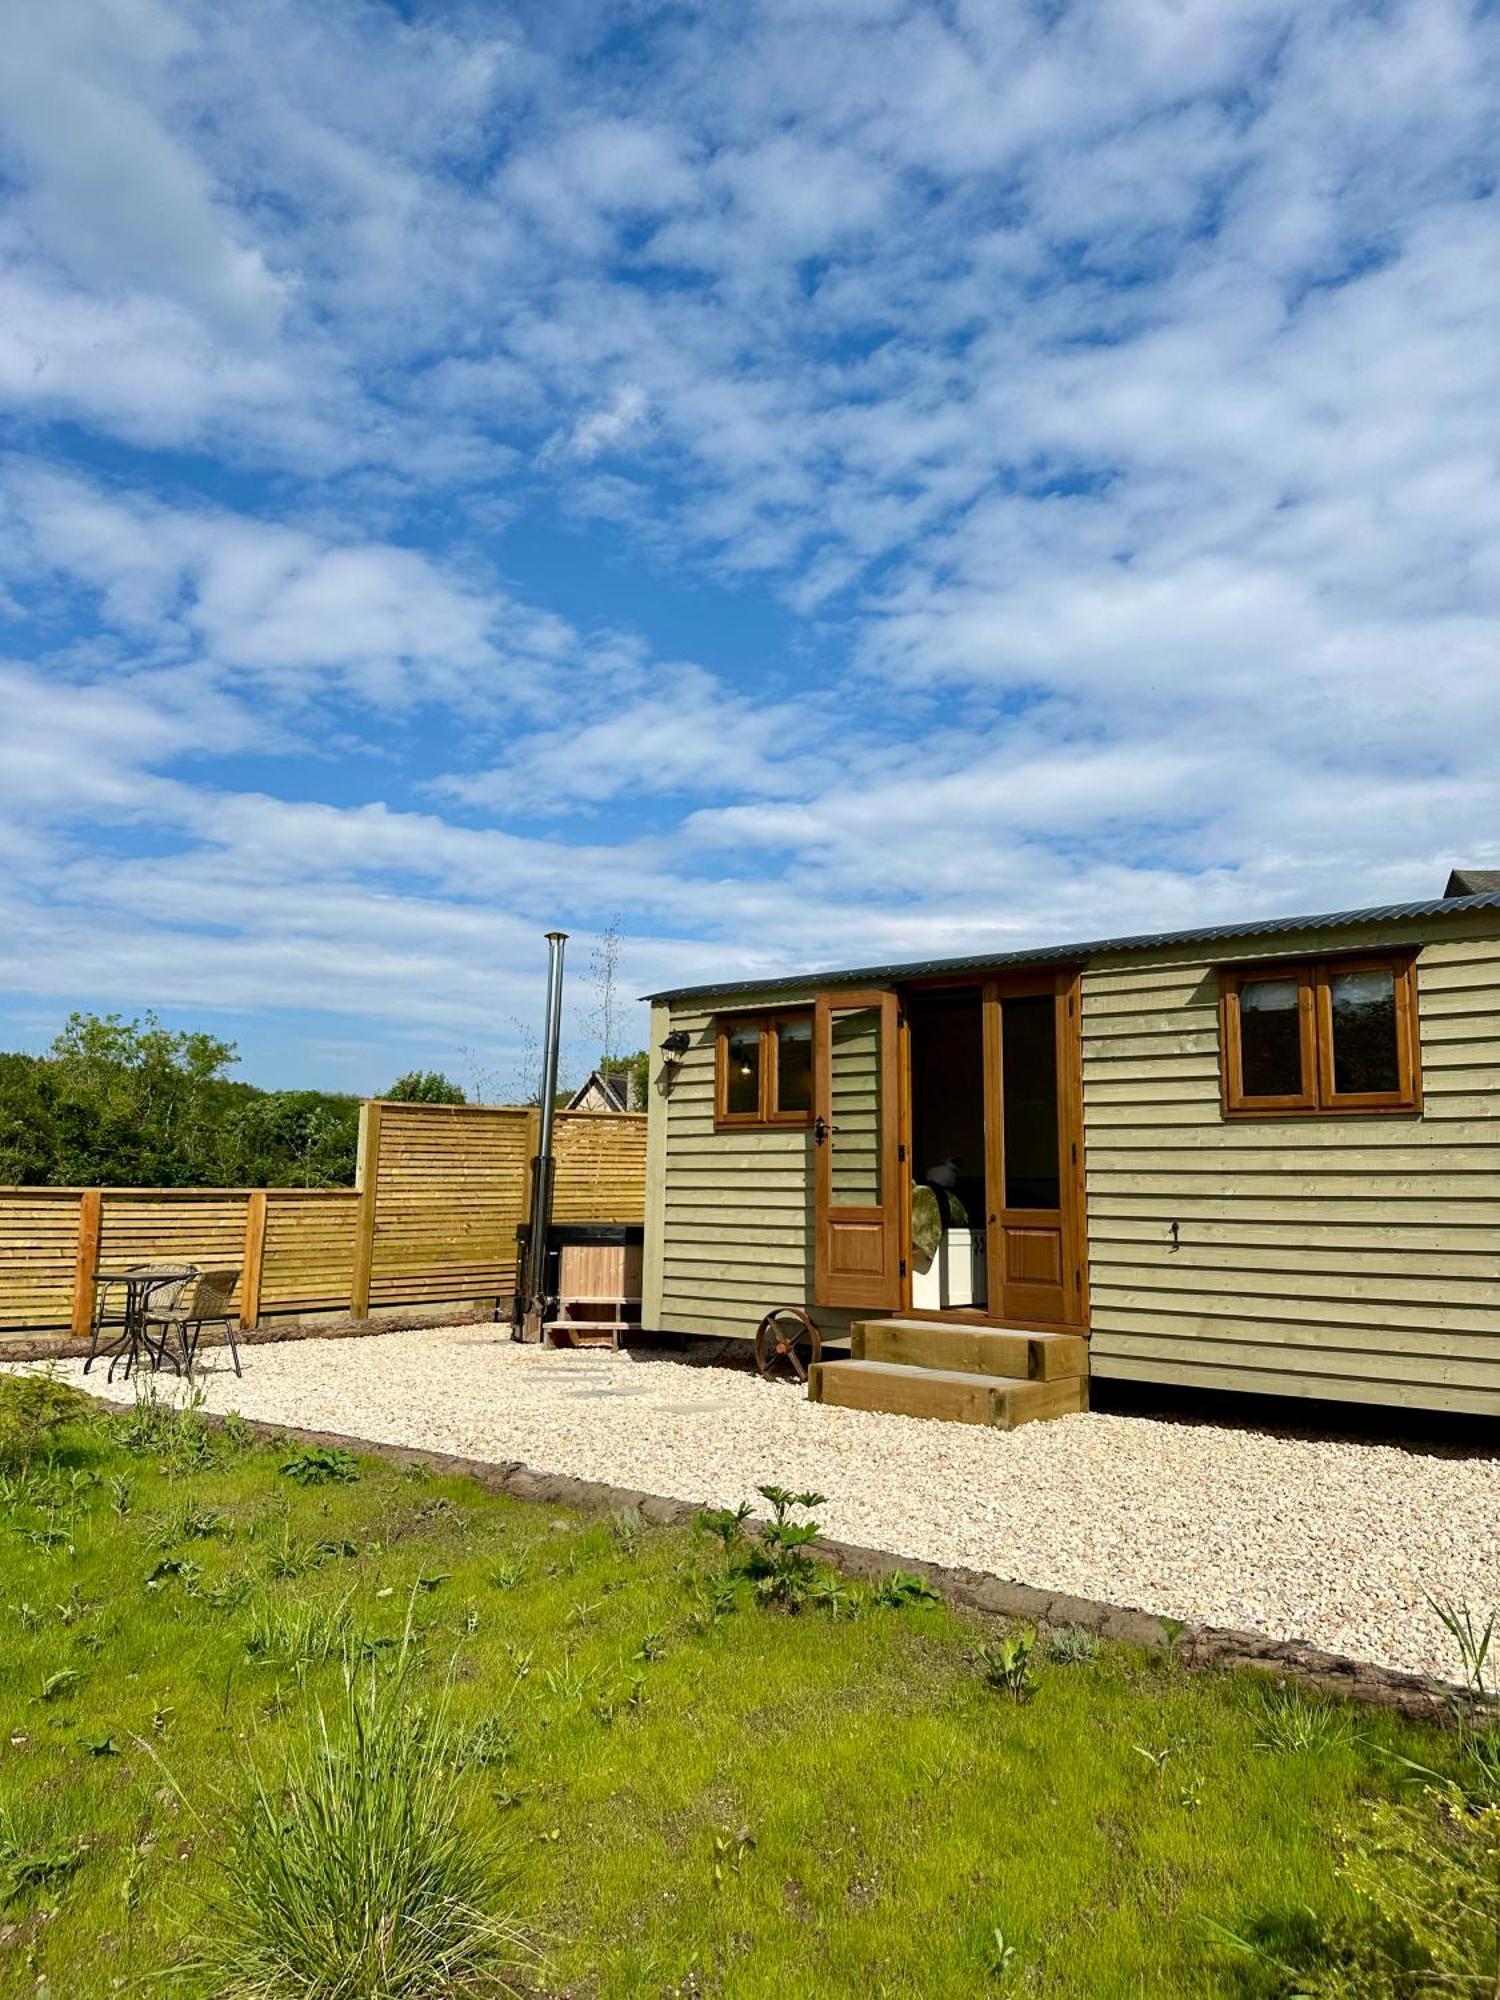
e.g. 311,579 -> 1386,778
151,1267 -> 243,1377
83,1275 -> 134,1376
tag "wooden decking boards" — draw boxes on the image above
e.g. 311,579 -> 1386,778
808,1318 -> 1089,1428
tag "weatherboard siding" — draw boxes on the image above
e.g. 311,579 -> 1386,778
1081,913 -> 1500,1414
644,987 -> 861,1345
645,909 -> 1500,1414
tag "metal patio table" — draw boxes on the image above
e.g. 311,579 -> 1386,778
85,1264 -> 198,1383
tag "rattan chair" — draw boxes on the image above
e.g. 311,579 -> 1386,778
88,1263 -> 199,1380
150,1267 -> 243,1378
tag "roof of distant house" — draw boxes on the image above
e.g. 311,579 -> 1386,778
566,1065 -> 631,1111
1446,867 -> 1500,897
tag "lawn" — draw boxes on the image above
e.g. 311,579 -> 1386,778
0,1382 -> 1486,1998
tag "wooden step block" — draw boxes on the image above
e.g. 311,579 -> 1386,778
808,1359 -> 1086,1429
851,1319 -> 1087,1382
543,1321 -> 631,1348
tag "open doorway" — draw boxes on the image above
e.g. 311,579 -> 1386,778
905,988 -> 988,1311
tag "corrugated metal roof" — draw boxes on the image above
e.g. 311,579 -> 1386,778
643,889 -> 1500,1004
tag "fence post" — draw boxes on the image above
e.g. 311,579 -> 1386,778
70,1189 -> 103,1341
350,1102 -> 382,1319
241,1191 -> 268,1332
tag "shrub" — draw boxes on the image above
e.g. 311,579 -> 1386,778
698,1486 -> 831,1611
187,1654 -> 526,1998
0,1371 -> 94,1469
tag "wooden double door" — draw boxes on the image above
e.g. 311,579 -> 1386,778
813,972 -> 1085,1329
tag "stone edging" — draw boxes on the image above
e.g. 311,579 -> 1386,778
106,1401 -> 1464,1722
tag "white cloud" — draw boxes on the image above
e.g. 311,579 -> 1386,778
1,0 -> 1498,1082
4,466 -> 576,711
438,664 -> 829,812
0,1 -> 286,340
542,384 -> 651,464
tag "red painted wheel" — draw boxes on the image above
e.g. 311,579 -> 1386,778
753,1307 -> 821,1382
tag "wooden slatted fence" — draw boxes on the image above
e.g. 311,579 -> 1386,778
0,1104 -> 646,1346
555,1110 -> 648,1223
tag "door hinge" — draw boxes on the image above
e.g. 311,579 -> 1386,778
899,1258 -> 907,1278
1071,1141 -> 1077,1163
897,1141 -> 907,1164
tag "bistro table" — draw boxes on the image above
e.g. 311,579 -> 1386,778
85,1264 -> 198,1383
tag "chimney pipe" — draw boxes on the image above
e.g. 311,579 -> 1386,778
524,930 -> 568,1335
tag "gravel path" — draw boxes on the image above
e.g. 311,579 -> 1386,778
28,1327 -> 1500,1683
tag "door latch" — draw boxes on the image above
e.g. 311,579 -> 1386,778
813,1115 -> 831,1145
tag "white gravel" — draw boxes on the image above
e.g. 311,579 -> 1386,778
26,1327 -> 1500,1683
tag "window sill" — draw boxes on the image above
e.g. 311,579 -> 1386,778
1221,1103 -> 1423,1122
713,1116 -> 814,1133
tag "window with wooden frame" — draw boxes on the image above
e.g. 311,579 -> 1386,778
714,1011 -> 814,1127
1219,952 -> 1421,1118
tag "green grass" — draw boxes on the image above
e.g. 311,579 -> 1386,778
0,1394 -> 1462,1997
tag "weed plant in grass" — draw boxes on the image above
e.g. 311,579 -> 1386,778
0,1384 -> 1490,1997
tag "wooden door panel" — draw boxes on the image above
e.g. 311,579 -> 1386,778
814,991 -> 901,1310
1003,1226 -> 1063,1286
984,977 -> 1081,1328
826,1217 -> 887,1276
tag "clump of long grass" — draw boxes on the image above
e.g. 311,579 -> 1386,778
184,1638 -> 527,1999
1251,1683 -> 1362,1755
243,1595 -> 353,1680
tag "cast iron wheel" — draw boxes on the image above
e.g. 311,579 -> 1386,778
753,1307 -> 821,1383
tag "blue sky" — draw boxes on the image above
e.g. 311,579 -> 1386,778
2,0 -> 1497,1094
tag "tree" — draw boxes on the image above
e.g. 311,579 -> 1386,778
586,916 -> 623,1072
500,1018 -> 549,1108
0,1013 -> 363,1188
623,1049 -> 650,1111
458,1046 -> 505,1107
47,1011 -> 240,1186
0,1054 -> 59,1183
222,1091 -> 362,1187
384,1070 -> 467,1105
